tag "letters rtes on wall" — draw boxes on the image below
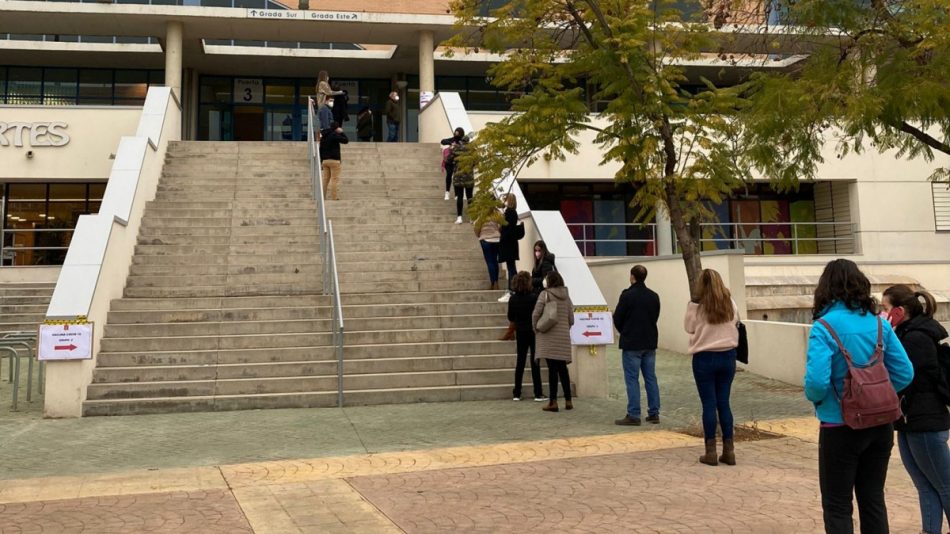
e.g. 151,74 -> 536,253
0,122 -> 70,148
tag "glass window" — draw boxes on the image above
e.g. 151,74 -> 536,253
115,70 -> 148,101
264,81 -> 295,105
0,67 -> 6,103
200,77 -> 232,104
149,71 -> 164,86
116,36 -> 150,44
79,69 -> 113,103
198,105 -> 233,141
48,183 -> 88,227
43,68 -> 78,105
81,35 -> 115,44
7,67 -> 42,105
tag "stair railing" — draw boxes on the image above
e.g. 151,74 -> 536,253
307,97 -> 345,407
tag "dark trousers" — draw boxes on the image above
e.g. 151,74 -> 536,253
691,350 -> 736,440
479,240 -> 500,283
358,136 -> 372,142
455,185 -> 473,216
445,164 -> 454,192
503,259 -> 516,291
819,423 -> 894,534
514,331 -> 542,398
546,359 -> 571,402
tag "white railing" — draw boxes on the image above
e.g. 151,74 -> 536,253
567,221 -> 855,257
43,86 -> 180,418
306,97 -> 345,407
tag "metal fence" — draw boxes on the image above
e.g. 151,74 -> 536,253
567,221 -> 855,257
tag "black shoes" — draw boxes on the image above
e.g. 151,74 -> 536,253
615,415 -> 641,426
645,415 -> 660,424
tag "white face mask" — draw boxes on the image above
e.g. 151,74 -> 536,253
393,95 -> 400,101
542,279 -> 548,289
327,102 -> 334,108
534,251 -> 542,260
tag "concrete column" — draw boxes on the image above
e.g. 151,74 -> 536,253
656,203 -> 674,256
164,21 -> 184,99
418,30 -> 435,106
572,345 -> 609,398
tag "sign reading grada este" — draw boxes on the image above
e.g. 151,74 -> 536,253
0,121 -> 70,147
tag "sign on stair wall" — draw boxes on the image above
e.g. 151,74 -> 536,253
38,322 -> 93,361
570,306 -> 613,345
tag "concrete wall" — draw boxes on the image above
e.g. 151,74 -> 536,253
0,106 -> 142,181
745,258 -> 950,293
0,266 -> 60,284
588,251 -> 747,355
743,320 -> 810,387
43,88 -> 180,418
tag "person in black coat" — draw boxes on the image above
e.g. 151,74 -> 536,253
507,271 -> 545,401
531,240 -> 556,294
612,265 -> 662,426
331,85 -> 349,125
356,106 -> 373,142
441,127 -> 466,201
883,284 -> 950,534
497,193 -> 521,302
319,121 -> 349,200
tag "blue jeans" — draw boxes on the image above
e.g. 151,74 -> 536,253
622,349 -> 660,418
479,240 -> 499,283
898,430 -> 950,533
386,121 -> 399,142
692,349 -> 736,440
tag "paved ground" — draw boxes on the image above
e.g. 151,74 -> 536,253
0,349 -> 927,532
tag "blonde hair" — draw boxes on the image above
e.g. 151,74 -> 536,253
695,269 -> 734,325
505,194 -> 517,209
318,71 -> 329,84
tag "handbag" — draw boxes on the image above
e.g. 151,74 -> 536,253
513,222 -> 525,240
536,292 -> 559,333
736,320 -> 749,364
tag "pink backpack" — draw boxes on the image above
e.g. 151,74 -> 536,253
817,317 -> 903,429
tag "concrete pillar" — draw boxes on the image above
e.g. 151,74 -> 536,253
418,30 -> 435,107
572,344 -> 609,398
164,21 -> 184,99
656,203 -> 674,256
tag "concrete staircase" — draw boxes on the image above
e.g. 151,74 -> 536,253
84,142 -> 332,415
83,141 -> 517,415
746,274 -> 950,324
0,282 -> 54,336
325,143 -> 515,405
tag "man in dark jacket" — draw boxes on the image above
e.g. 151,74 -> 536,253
612,265 -> 661,426
319,121 -> 348,200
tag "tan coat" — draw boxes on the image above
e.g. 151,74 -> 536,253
532,286 -> 575,362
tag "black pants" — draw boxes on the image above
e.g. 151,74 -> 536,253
358,136 -> 373,142
455,186 -> 473,217
445,164 -> 454,193
819,423 -> 894,534
514,331 -> 542,398
503,259 -> 517,291
546,359 -> 571,402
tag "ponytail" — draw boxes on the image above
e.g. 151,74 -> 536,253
883,284 -> 938,319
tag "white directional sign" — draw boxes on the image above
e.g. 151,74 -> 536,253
570,309 -> 614,345
38,323 -> 93,361
246,9 -> 362,22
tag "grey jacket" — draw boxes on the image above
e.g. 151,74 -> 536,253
532,286 -> 575,362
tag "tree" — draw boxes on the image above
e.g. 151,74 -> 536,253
449,0 -> 787,294
739,0 -> 950,184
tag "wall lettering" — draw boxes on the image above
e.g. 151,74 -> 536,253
0,122 -> 70,147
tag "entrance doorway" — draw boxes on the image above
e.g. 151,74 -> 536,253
233,106 -> 264,141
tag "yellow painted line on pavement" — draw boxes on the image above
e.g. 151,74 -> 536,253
753,417 -> 819,444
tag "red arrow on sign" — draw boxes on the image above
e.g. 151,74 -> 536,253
54,344 -> 77,351
582,331 -> 602,337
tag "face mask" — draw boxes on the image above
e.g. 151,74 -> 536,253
327,102 -> 334,108
535,251 -> 542,259
542,279 -> 548,289
393,95 -> 400,101
887,307 -> 905,327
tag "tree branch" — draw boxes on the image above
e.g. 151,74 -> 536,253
895,122 -> 950,156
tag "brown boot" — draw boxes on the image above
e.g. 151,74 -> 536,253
564,399 -> 573,411
499,323 -> 516,341
719,438 -> 736,466
542,400 -> 559,412
700,439 -> 718,466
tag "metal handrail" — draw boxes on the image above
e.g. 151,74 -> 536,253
566,221 -> 855,256
307,97 -> 345,407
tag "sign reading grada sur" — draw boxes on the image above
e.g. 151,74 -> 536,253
0,121 -> 70,147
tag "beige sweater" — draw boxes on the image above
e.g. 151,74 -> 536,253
684,301 -> 739,355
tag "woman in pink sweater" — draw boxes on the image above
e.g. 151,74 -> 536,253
684,269 -> 740,467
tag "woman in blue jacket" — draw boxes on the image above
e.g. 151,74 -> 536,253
805,259 -> 914,534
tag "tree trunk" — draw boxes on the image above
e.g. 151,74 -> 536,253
659,116 -> 704,299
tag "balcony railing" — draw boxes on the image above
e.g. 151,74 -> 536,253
567,221 -> 855,257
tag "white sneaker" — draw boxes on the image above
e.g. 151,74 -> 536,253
497,292 -> 511,303
534,396 -> 548,402
513,397 -> 521,401
444,191 -> 450,201
455,216 -> 463,224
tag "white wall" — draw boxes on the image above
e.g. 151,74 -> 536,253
743,320 -> 810,387
0,106 -> 142,180
588,251 -> 747,355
